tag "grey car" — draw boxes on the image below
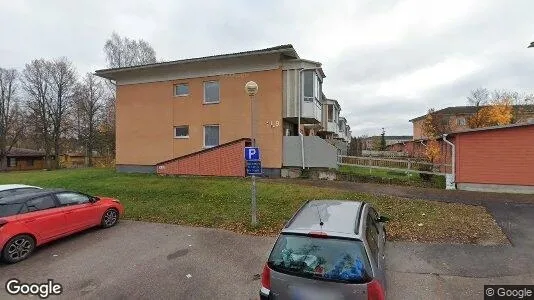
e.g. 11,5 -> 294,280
260,200 -> 387,300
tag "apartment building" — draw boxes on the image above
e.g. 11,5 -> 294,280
95,45 -> 351,177
410,105 -> 534,139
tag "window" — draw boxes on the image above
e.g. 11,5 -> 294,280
27,158 -> 35,166
56,192 -> 91,206
0,203 -> 24,217
365,214 -> 379,263
26,195 -> 56,212
204,125 -> 220,148
327,104 -> 334,122
204,81 -> 220,103
268,234 -> 371,283
8,157 -> 16,167
0,188 -> 41,199
303,71 -> 314,101
174,126 -> 189,138
174,84 -> 189,96
457,117 -> 466,126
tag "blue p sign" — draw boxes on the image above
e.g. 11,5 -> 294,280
244,147 -> 260,161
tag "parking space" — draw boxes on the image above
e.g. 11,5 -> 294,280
0,221 -> 274,299
2,214 -> 534,299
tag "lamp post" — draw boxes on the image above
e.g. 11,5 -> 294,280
245,81 -> 259,226
528,41 -> 534,48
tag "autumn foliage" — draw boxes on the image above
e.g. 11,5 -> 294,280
468,99 -> 513,128
424,140 -> 441,163
421,109 -> 442,162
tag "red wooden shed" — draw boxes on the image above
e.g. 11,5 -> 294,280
450,122 -> 534,194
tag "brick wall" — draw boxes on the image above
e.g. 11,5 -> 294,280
156,139 -> 249,177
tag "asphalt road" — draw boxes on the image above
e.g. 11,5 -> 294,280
1,218 -> 533,300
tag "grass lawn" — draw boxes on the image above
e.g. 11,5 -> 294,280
338,165 -> 446,189
0,168 -> 506,244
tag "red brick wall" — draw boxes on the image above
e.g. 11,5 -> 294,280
455,125 -> 534,186
156,139 -> 247,177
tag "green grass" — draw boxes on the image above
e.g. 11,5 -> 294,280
338,165 -> 446,189
0,168 -> 506,244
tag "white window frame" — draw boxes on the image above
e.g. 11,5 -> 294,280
203,124 -> 220,148
8,157 -> 16,167
457,117 -> 466,126
174,84 -> 189,97
203,81 -> 220,104
174,125 -> 189,139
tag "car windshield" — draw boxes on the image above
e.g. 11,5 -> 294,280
0,203 -> 24,217
268,234 -> 372,283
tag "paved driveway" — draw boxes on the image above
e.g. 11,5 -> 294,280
0,221 -> 274,300
1,216 -> 533,299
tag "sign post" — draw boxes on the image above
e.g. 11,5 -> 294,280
245,81 -> 259,226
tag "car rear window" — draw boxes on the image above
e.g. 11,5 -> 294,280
0,203 -> 24,217
268,234 -> 372,283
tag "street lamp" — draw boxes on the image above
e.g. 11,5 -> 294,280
245,81 -> 259,226
528,41 -> 534,48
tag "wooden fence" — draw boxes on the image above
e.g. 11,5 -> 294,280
338,155 -> 451,175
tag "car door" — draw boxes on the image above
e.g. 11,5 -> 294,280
368,207 -> 386,269
365,210 -> 386,285
55,192 -> 99,232
22,195 -> 68,243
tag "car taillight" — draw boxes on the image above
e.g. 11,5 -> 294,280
0,219 -> 7,228
367,279 -> 385,300
261,263 -> 271,290
308,231 -> 328,238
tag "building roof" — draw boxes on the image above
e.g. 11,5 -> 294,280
5,147 -> 45,158
283,200 -> 364,239
449,120 -> 534,135
410,105 -> 534,122
325,98 -> 341,110
95,44 -> 299,80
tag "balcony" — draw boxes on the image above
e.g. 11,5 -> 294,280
282,66 -> 324,124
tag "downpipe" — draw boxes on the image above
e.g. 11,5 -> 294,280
442,134 -> 456,189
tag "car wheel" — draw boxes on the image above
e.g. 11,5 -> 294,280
1,234 -> 35,264
101,208 -> 119,228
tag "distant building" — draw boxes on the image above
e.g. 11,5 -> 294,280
410,105 -> 534,140
3,148 -> 49,171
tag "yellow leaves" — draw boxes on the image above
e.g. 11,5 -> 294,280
422,109 -> 439,139
424,140 -> 441,162
468,98 -> 513,128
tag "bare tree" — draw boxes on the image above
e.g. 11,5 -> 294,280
467,88 -> 490,107
0,68 -> 24,170
103,32 -> 157,68
47,58 -> 77,168
22,59 -> 53,168
76,73 -> 105,166
22,58 -> 77,169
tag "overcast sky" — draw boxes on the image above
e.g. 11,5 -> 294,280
2,0 -> 534,136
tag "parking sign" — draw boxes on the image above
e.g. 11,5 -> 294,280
244,147 -> 260,161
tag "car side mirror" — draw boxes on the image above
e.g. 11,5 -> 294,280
89,196 -> 99,203
377,215 -> 390,223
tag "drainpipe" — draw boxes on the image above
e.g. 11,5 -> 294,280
442,134 -> 456,188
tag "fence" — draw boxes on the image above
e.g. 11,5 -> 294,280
338,155 -> 451,175
361,150 -> 408,157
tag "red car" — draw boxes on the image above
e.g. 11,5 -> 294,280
0,189 -> 124,263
